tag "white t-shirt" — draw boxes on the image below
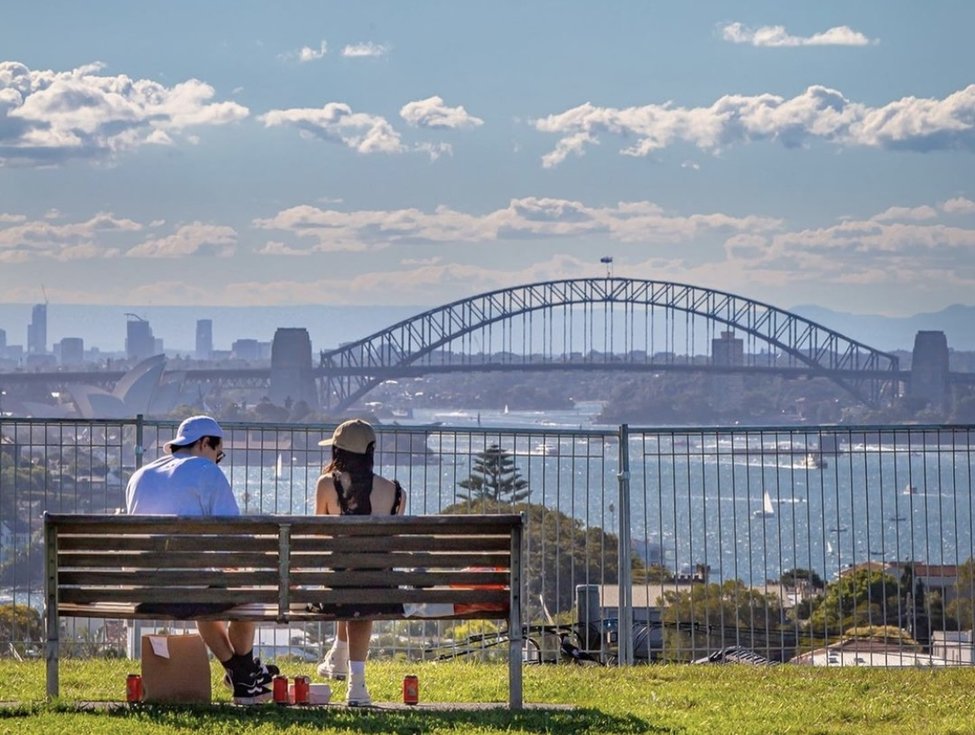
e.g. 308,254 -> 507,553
125,453 -> 239,516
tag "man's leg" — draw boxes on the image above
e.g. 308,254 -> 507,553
197,620 -> 272,705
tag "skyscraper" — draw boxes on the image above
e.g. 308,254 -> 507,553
27,303 -> 47,354
196,319 -> 213,360
125,316 -> 155,362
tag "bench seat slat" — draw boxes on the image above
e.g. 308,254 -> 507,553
291,551 -> 510,568
57,552 -> 279,569
57,536 -> 280,553
290,535 -> 511,552
59,570 -> 280,586
291,570 -> 509,587
59,588 -> 280,604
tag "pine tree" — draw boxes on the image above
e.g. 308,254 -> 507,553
458,444 -> 529,503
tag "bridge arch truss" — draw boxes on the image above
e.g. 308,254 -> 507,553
319,278 -> 900,412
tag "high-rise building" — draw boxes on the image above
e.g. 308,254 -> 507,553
27,303 -> 47,354
711,331 -> 745,414
58,337 -> 85,366
196,319 -> 213,360
125,316 -> 155,362
0,328 -> 6,350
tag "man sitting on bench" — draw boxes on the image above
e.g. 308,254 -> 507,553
125,414 -> 279,705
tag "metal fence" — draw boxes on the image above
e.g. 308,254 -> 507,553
2,417 -> 974,667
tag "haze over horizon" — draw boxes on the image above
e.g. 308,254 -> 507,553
1,2 -> 973,319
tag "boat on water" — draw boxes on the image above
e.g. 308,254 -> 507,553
753,491 -> 775,518
902,483 -> 918,495
532,442 -> 560,457
801,453 -> 828,469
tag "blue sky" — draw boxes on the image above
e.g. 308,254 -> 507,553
0,1 -> 973,316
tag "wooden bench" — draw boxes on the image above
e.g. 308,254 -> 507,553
44,513 -> 524,708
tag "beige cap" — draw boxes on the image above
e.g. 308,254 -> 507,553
318,419 -> 376,454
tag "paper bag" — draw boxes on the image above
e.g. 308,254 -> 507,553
141,634 -> 211,703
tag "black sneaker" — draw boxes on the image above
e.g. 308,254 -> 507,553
252,658 -> 279,687
228,669 -> 272,705
223,657 -> 280,691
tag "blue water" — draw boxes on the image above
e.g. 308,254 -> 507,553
225,406 -> 975,585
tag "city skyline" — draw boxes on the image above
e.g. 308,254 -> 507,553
1,2 -> 973,316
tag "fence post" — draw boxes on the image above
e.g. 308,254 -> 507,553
617,423 -> 633,665
135,413 -> 144,471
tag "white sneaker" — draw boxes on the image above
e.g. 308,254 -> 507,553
316,645 -> 348,680
345,678 -> 372,707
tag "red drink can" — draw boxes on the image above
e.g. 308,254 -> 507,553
126,673 -> 142,703
403,674 -> 419,705
273,675 -> 289,705
293,675 -> 310,705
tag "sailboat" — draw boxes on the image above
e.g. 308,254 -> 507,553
753,491 -> 775,518
274,453 -> 284,479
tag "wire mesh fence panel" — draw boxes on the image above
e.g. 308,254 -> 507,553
2,417 -> 974,667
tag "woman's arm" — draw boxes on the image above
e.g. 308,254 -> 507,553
315,474 -> 336,515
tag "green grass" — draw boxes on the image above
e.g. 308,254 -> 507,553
2,659 -> 975,734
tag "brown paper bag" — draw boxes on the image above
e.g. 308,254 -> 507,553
140,634 -> 212,703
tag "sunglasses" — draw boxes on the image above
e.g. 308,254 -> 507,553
215,449 -> 226,464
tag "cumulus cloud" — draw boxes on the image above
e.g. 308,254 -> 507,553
721,22 -> 875,47
534,84 -> 975,166
0,211 -> 139,262
126,222 -> 237,258
0,60 -> 249,165
252,197 -> 782,253
400,96 -> 484,129
261,102 -> 405,154
941,196 -> 975,215
341,42 -> 389,58
870,205 -> 938,222
298,41 -> 328,62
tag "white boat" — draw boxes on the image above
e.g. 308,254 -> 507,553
802,453 -> 827,469
532,442 -> 560,457
902,483 -> 918,495
753,491 -> 775,518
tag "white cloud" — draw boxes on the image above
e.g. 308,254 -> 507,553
298,41 -> 328,62
0,60 -> 249,165
126,222 -> 237,258
260,102 -> 405,154
721,22 -> 874,47
400,96 -> 484,129
870,205 -> 938,222
941,197 -> 975,215
252,197 -> 782,253
0,213 -> 25,223
0,212 -> 140,261
535,84 -> 975,166
341,42 -> 389,58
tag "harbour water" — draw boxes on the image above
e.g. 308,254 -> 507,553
224,406 -> 975,585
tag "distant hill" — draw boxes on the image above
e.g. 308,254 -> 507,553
789,304 -> 975,352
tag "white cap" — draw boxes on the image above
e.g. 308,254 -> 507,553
165,415 -> 224,452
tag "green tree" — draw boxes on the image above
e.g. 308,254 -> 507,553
0,603 -> 43,646
781,568 -> 825,591
659,580 -> 784,661
458,444 -> 529,503
441,499 -> 644,616
807,568 -> 901,635
946,558 -> 975,629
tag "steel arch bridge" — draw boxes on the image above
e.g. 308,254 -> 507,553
319,278 -> 900,413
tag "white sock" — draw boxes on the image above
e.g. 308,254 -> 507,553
349,660 -> 366,679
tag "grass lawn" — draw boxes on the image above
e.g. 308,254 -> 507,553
2,659 -> 974,734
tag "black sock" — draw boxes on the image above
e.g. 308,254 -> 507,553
221,651 -> 254,674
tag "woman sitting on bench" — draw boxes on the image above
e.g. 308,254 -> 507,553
314,419 -> 406,706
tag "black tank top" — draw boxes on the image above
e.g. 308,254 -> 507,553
334,472 -> 403,516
